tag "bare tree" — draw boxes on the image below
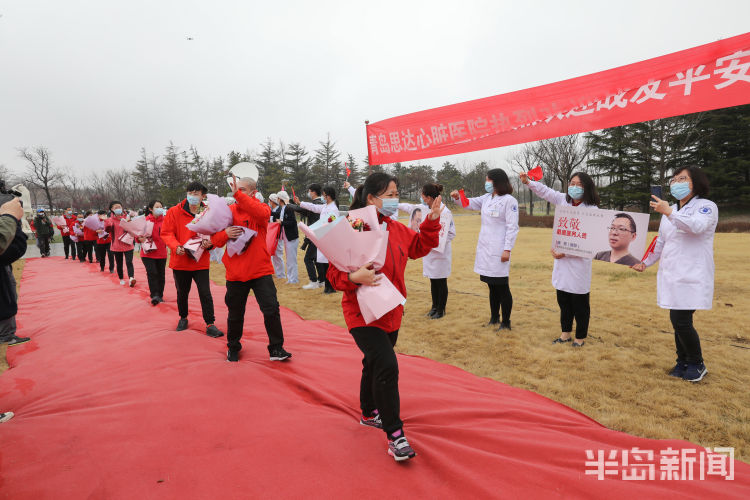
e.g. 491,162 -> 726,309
509,144 -> 540,215
535,134 -> 590,187
18,146 -> 62,210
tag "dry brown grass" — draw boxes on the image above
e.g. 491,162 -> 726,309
210,215 -> 750,462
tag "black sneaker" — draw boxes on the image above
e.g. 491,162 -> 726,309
151,297 -> 159,306
269,347 -> 291,361
668,362 -> 687,378
496,321 -> 511,331
227,350 -> 239,362
387,436 -> 416,462
6,336 -> 31,347
176,318 -> 188,331
431,310 -> 445,320
206,325 -> 224,338
683,363 -> 707,382
323,288 -> 337,294
360,412 -> 383,429
426,308 -> 437,317
485,317 -> 500,327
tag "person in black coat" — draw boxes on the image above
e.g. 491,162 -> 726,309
32,209 -> 54,257
276,191 -> 299,284
290,183 -> 325,289
0,198 -> 30,346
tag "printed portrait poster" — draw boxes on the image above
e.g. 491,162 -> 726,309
405,204 -> 453,253
552,205 -> 650,266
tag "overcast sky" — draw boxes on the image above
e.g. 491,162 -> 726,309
1,0 -> 748,178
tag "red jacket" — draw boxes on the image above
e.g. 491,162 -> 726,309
327,213 -> 440,332
211,190 -> 274,282
96,230 -> 111,244
64,216 -> 77,236
161,200 -> 211,271
140,214 -> 167,259
104,215 -> 135,252
83,226 -> 98,241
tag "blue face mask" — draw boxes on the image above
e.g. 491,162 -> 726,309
186,194 -> 201,206
484,181 -> 494,194
113,208 -> 123,216
377,197 -> 399,217
670,182 -> 691,200
568,186 -> 584,200
153,208 -> 164,217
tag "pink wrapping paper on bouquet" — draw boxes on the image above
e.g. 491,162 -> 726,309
70,235 -> 78,242
51,216 -> 67,227
84,215 -> 104,232
118,232 -> 134,245
185,194 -> 233,235
183,234 -> 211,262
140,238 -> 157,253
119,217 -> 152,238
226,227 -> 257,257
73,226 -> 84,237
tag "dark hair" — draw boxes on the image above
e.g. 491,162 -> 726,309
672,165 -> 709,198
487,168 -> 513,196
109,200 -> 123,212
84,210 -> 93,217
566,172 -> 600,206
308,183 -> 322,197
97,209 -> 107,216
613,212 -> 636,233
422,182 -> 444,200
361,172 -> 398,207
186,181 -> 208,194
350,186 -> 365,210
322,185 -> 337,206
145,199 -> 163,216
410,207 -> 422,222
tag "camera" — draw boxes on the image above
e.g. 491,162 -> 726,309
0,180 -> 23,207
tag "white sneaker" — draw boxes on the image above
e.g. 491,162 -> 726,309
129,277 -> 136,287
302,282 -> 318,290
119,280 -> 126,285
316,281 -> 325,288
0,412 -> 14,423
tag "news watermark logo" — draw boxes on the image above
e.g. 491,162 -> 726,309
585,447 -> 734,481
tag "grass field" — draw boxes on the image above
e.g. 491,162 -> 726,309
5,217 -> 749,462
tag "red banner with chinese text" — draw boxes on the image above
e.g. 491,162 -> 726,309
366,32 -> 750,164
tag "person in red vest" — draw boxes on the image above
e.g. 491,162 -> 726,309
327,172 -> 441,462
211,175 -> 291,362
103,201 -> 136,287
94,210 -> 114,273
160,182 -> 223,338
81,210 -> 98,263
139,200 -> 168,306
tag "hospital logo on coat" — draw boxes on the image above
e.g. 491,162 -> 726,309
699,206 -> 712,215
511,205 -> 517,212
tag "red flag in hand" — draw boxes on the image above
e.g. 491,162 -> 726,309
458,189 -> 470,208
291,187 -> 296,199
641,236 -> 658,261
528,165 -> 543,181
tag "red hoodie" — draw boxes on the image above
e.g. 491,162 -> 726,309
83,225 -> 98,241
161,200 -> 211,271
327,213 -> 440,332
104,214 -> 135,252
211,190 -> 274,282
140,213 -> 167,259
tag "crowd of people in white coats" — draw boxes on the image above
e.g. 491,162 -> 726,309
5,164 -> 718,462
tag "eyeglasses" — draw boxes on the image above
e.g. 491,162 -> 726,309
607,226 -> 634,234
669,175 -> 690,185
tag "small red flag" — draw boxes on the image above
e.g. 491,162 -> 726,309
641,236 -> 658,261
281,184 -> 285,191
291,187 -> 296,199
458,189 -> 470,208
527,165 -> 543,181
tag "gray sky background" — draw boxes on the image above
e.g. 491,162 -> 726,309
1,0 -> 749,178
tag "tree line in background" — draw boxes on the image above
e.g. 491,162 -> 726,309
3,105 -> 748,214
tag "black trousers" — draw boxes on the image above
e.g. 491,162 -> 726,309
142,257 -> 167,299
95,243 -> 114,272
303,242 -> 318,282
316,262 -> 333,290
556,290 -> 590,339
80,241 -> 94,262
485,278 -> 512,324
669,309 -> 703,364
430,278 -> 448,312
350,327 -> 402,436
225,275 -> 284,353
37,235 -> 51,256
62,235 -> 75,258
173,269 -> 215,325
112,250 -> 134,279
76,239 -> 85,260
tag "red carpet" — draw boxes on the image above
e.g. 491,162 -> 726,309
1,257 -> 748,499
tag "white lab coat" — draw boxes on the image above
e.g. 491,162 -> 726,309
398,202 -> 456,279
299,200 -> 340,263
466,193 -> 519,278
528,181 -> 597,295
643,196 -> 718,310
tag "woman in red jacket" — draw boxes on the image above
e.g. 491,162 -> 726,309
94,210 -> 114,273
327,172 -> 442,462
139,200 -> 168,305
81,210 -> 98,263
103,201 -> 136,287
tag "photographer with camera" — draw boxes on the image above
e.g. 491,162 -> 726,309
33,208 -> 54,258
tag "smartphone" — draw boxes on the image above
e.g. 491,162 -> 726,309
650,186 -> 663,198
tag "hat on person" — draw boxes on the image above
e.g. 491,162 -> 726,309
269,193 -> 279,203
277,191 -> 290,204
37,208 -> 44,213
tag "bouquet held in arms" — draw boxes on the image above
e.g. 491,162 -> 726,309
119,216 -> 154,249
298,205 -> 404,324
51,215 -> 67,229
181,194 -> 234,261
226,227 -> 257,257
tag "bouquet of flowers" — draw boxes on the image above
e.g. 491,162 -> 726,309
327,214 -> 337,223
227,226 -> 257,257
51,215 -> 67,227
183,234 -> 212,262
73,225 -> 84,237
185,194 -> 234,235
119,216 -> 153,239
298,204 -> 404,324
84,215 -> 105,232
